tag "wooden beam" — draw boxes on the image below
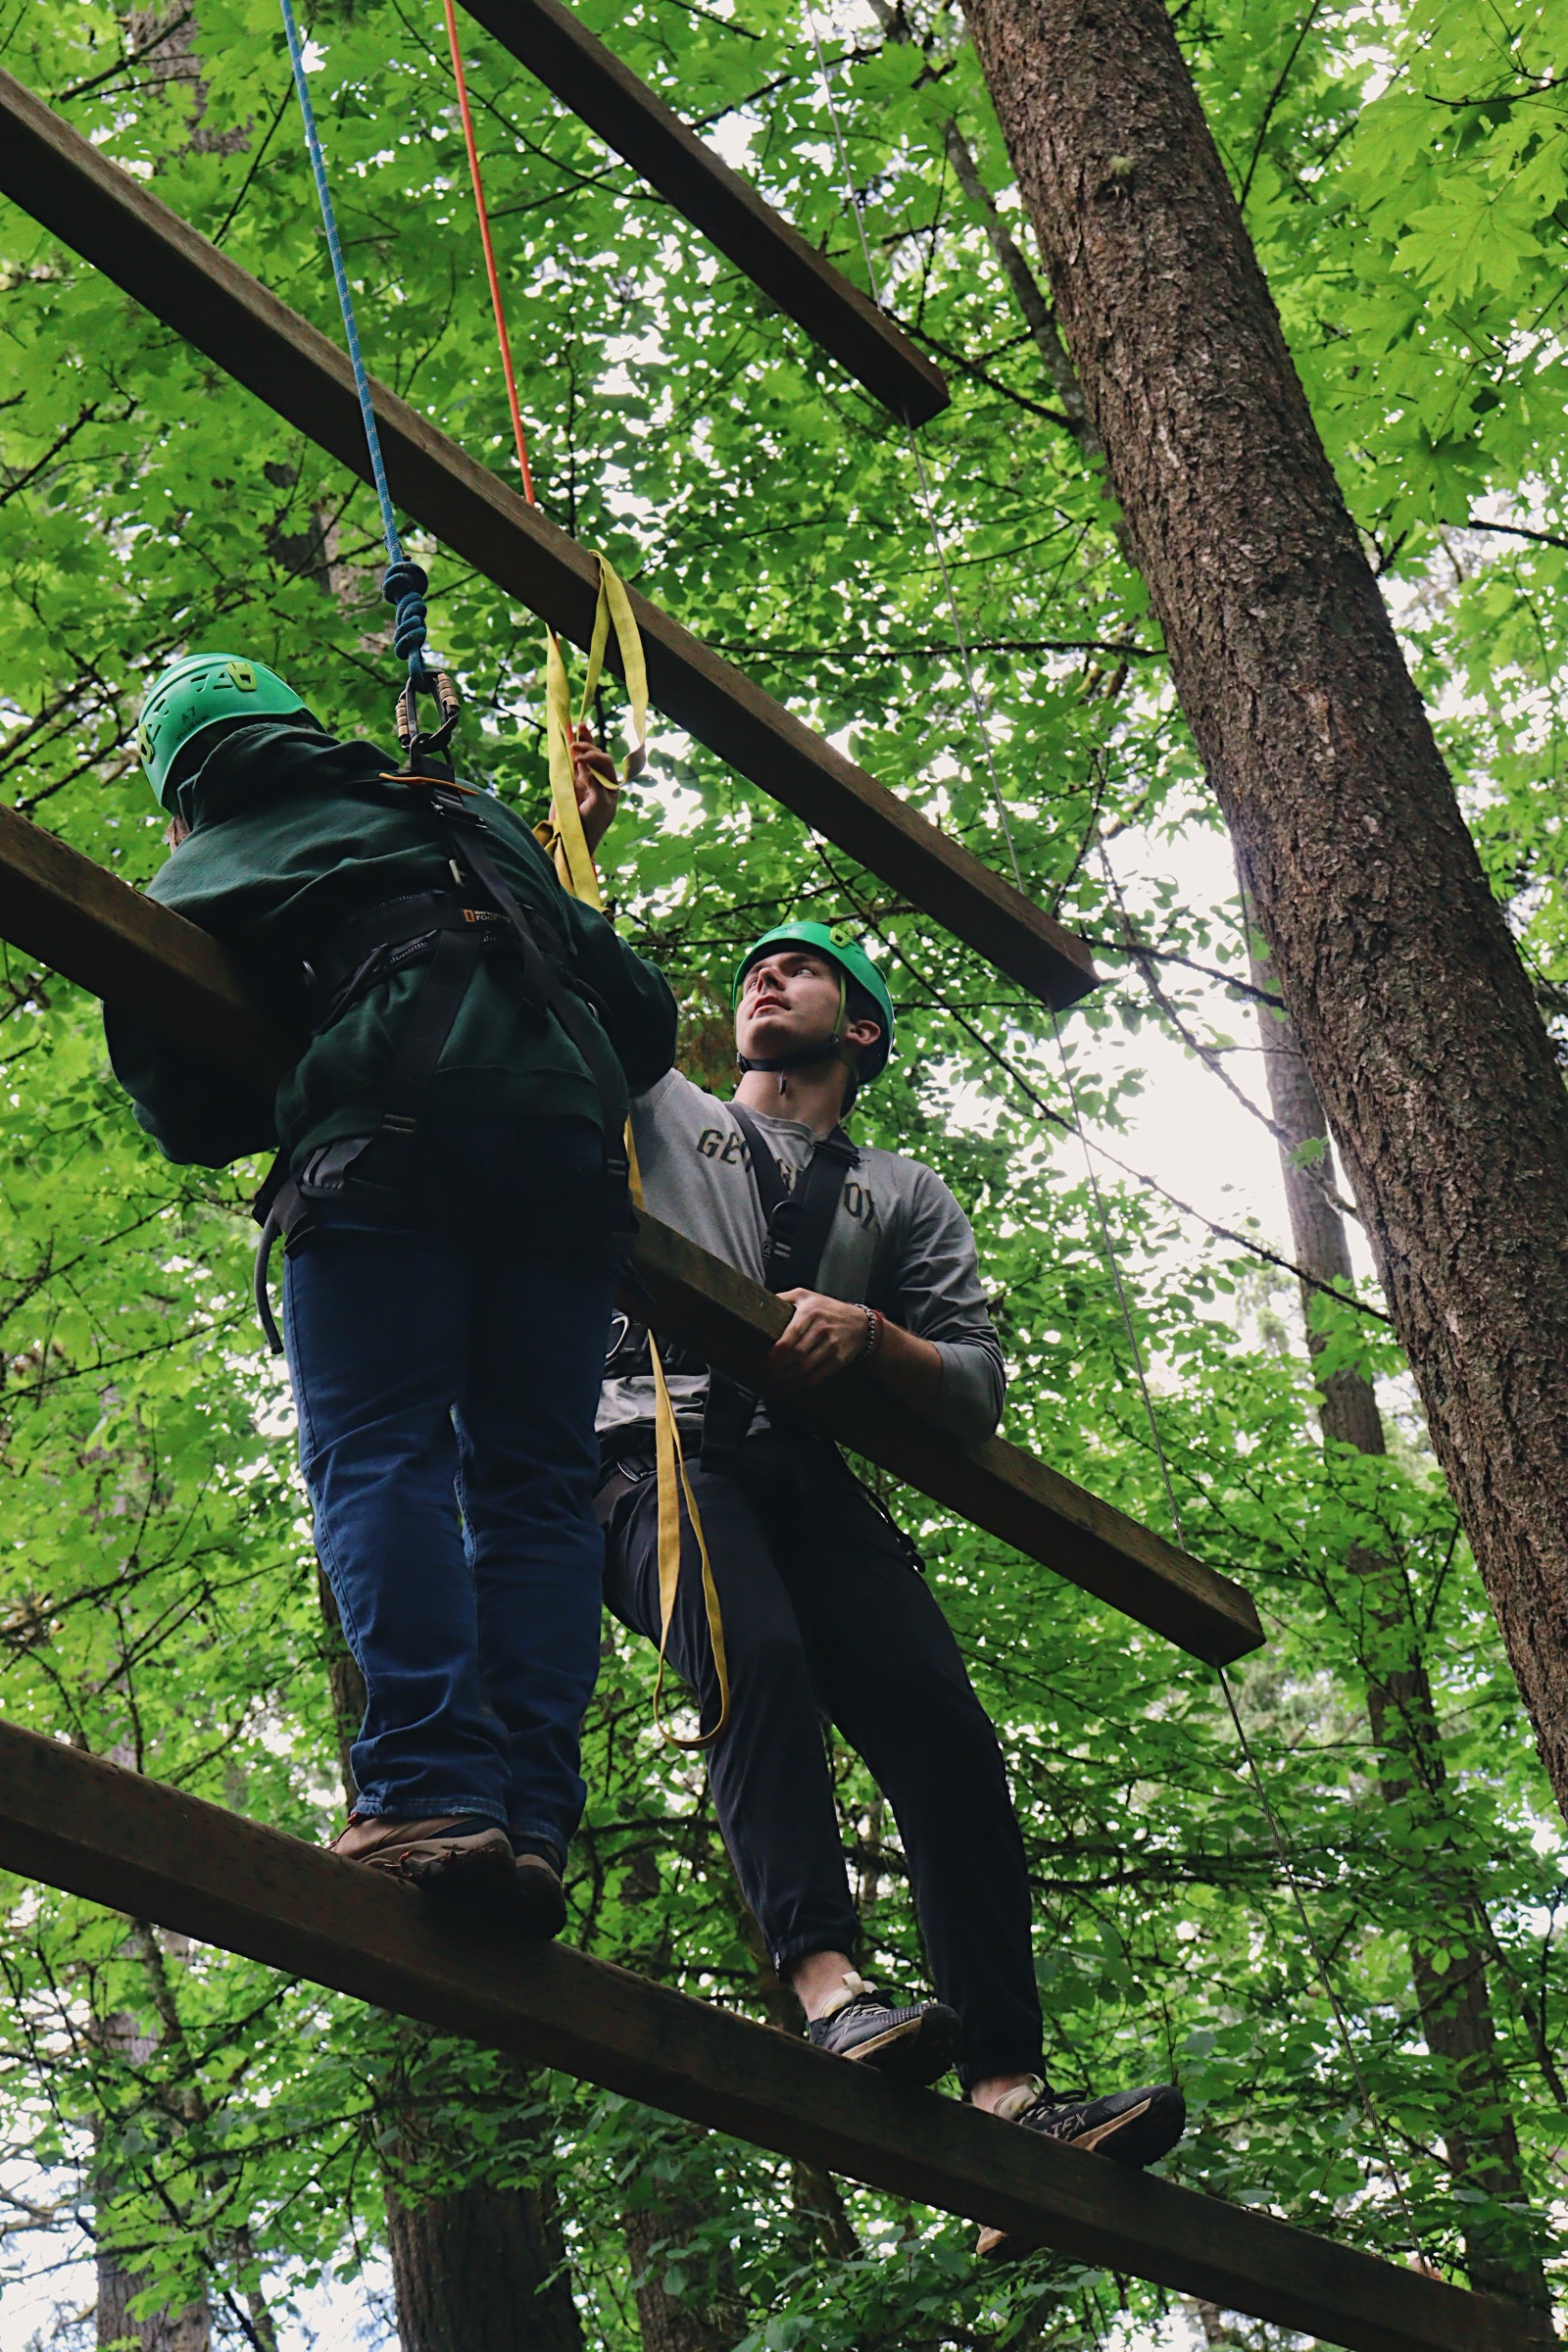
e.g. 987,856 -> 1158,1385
0,68 -> 1092,1016
0,805 -> 1259,1663
0,1722 -> 1541,2352
0,801 -> 291,1080
631,1215 -> 1261,1664
461,0 -> 950,426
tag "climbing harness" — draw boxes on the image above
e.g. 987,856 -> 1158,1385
801,13 -> 1437,2270
250,773 -> 636,1351
705,1102 -> 860,1470
258,5 -> 641,1355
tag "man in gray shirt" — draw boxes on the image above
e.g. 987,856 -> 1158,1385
598,921 -> 1183,2249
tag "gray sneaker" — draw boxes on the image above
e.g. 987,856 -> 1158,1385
806,1971 -> 959,2085
977,2076 -> 1187,2257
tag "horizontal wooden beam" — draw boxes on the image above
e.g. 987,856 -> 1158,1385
630,1216 -> 1261,1664
0,802 -> 291,1079
0,1722 -> 1539,2352
0,68 -> 1093,1016
0,799 -> 1258,1662
461,0 -> 949,425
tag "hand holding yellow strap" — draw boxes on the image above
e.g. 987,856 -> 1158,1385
543,555 -> 648,908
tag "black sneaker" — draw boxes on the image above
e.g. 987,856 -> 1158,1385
806,1971 -> 959,2086
976,2077 -> 1186,2257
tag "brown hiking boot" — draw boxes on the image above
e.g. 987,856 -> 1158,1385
330,1812 -> 514,1897
513,1849 -> 568,1938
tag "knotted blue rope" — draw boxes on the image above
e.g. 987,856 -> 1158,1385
277,0 -> 434,687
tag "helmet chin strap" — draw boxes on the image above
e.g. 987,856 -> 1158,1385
736,978 -> 855,1098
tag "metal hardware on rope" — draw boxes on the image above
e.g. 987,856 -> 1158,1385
277,0 -> 460,751
802,11 -> 1438,2276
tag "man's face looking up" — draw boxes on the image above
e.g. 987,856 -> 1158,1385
736,950 -> 882,1071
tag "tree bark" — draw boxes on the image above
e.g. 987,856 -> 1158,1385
386,2179 -> 583,2352
93,1999 -> 213,2352
960,0 -> 1568,1824
95,2249 -> 211,2352
623,2185 -> 745,2352
313,1578 -> 584,2348
1247,908 -> 1549,2310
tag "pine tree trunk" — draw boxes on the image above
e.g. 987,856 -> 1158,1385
960,0 -> 1568,1825
1247,908 -> 1549,2310
386,2180 -> 583,2352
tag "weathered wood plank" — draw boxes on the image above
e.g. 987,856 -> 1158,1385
0,801 -> 290,1079
0,67 -> 1093,1013
0,1723 -> 1540,2352
0,806 -> 1258,1661
460,0 -> 949,424
630,1213 -> 1262,1664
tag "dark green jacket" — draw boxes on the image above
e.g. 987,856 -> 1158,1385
106,719 -> 676,1171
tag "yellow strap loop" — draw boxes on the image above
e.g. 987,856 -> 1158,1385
542,554 -> 648,909
541,574 -> 730,1749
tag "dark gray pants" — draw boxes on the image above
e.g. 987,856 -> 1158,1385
601,1426 -> 1044,2086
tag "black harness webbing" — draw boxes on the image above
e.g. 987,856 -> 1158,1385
252,778 -> 633,1354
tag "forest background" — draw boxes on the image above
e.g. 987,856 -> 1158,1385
2,0 -> 1567,2343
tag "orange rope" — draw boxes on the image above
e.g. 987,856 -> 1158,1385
440,0 -> 537,505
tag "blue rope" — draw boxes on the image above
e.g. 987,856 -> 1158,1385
277,0 -> 433,685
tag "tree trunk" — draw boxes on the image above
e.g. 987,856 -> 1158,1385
1248,908 -> 1549,2310
623,2188 -> 744,2352
93,2006 -> 213,2352
960,0 -> 1568,1825
313,1578 -> 583,2347
95,2251 -> 211,2352
386,2180 -> 583,2352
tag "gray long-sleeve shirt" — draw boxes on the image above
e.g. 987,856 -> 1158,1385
598,1070 -> 1005,1443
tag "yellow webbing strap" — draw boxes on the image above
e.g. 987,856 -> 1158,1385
541,561 -> 729,1749
540,555 -> 648,910
633,1137 -> 731,1753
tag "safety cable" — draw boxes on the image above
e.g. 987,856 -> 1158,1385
434,2 -> 727,1749
277,0 -> 435,685
802,12 -> 1435,2271
439,0 -> 538,504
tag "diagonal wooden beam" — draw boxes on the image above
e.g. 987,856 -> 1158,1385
0,799 -> 1259,1662
630,1216 -> 1261,1663
0,1721 -> 1541,2352
0,67 -> 1092,1014
460,0 -> 950,425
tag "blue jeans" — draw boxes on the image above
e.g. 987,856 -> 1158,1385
281,1121 -> 615,1856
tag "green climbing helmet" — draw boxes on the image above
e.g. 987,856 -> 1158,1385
733,920 -> 895,1082
137,653 -> 310,809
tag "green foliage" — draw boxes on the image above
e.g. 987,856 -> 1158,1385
0,0 -> 1563,2341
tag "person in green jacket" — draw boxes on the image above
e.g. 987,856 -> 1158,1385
107,652 -> 675,1933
